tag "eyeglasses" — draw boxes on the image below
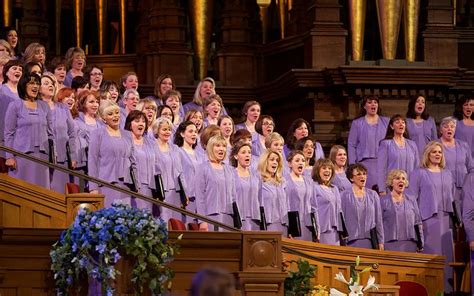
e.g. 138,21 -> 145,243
262,122 -> 274,126
90,72 -> 103,76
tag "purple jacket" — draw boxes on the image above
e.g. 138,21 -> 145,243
0,85 -> 20,152
312,184 -> 342,233
440,139 -> 474,188
50,102 -> 78,163
455,120 -> 474,158
4,99 -> 54,159
406,117 -> 438,157
133,136 -> 158,190
260,179 -> 289,225
380,193 -> 423,243
194,160 -> 235,216
233,168 -> 261,221
377,139 -> 419,192
74,112 -> 104,167
87,128 -> 136,190
154,143 -> 185,192
340,188 -> 384,243
406,168 -> 454,220
285,174 -> 315,227
462,172 -> 474,241
283,142 -> 325,161
348,116 -> 389,163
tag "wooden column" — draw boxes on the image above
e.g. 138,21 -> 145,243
216,0 -> 257,87
138,0 -> 193,85
305,0 -> 348,69
422,0 -> 459,67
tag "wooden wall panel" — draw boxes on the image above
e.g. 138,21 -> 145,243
282,238 -> 445,296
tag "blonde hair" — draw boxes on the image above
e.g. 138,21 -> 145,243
193,77 -> 216,106
151,117 -> 173,139
421,141 -> 446,169
65,47 -> 86,69
206,135 -> 227,162
137,98 -> 158,124
0,39 -> 14,57
264,132 -> 284,149
386,169 -> 409,189
23,43 -> 46,65
0,52 -> 11,66
258,150 -> 284,184
98,100 -> 120,119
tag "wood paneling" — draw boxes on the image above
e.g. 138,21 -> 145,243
282,238 -> 445,296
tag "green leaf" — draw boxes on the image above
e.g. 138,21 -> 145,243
355,256 -> 360,267
360,267 -> 372,273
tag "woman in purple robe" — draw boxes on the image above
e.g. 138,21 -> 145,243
183,77 -> 228,116
285,150 -> 315,241
230,142 -> 261,231
348,95 -> 390,190
405,94 -> 438,158
218,115 -> 235,154
4,73 -> 54,188
377,114 -> 419,195
174,121 -> 200,221
252,115 -> 275,157
295,137 -> 316,177
329,145 -> 352,193
283,118 -> 324,161
203,94 -> 223,127
381,169 -> 423,252
311,158 -> 342,245
194,135 -> 235,230
461,171 -> 474,293
120,89 -> 139,130
406,141 -> 455,292
136,98 -> 157,140
163,89 -> 184,126
88,100 -> 136,207
0,60 -> 22,158
74,90 -> 102,188
63,47 -> 85,87
438,117 -> 474,205
152,117 -> 186,222
341,163 -> 384,250
124,110 -> 156,211
235,100 -> 261,138
40,72 -> 77,193
454,95 -> 474,158
258,150 -> 288,234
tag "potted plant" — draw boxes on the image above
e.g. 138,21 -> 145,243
50,202 -> 180,295
284,258 -> 318,296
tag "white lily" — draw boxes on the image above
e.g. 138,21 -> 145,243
329,288 -> 347,296
348,284 -> 363,296
334,272 -> 353,285
362,275 -> 379,292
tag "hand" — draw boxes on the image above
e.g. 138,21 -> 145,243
417,247 -> 424,253
379,191 -> 386,196
89,189 -> 99,194
470,241 -> 474,251
378,243 -> 384,251
5,158 -> 16,170
71,160 -> 77,169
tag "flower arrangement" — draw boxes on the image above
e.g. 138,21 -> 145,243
284,258 -> 317,296
50,202 -> 179,296
330,256 -> 379,296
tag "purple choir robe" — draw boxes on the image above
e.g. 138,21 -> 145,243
145,96 -> 186,120
348,116 -> 390,189
63,70 -> 78,87
176,147 -> 201,215
49,102 -> 78,193
332,172 -> 352,193
406,167 -> 455,292
4,99 -> 54,188
380,193 -> 423,252
232,168 -> 261,231
251,135 -> 266,157
74,112 -> 104,168
440,139 -> 474,190
0,85 -> 20,157
285,174 -> 315,241
462,172 -> 474,245
312,184 -> 342,245
340,188 -> 384,248
260,179 -> 289,234
455,120 -> 474,158
132,136 -> 157,210
183,101 -> 228,117
194,160 -> 235,229
88,128 -> 136,207
155,143 -> 187,222
406,117 -> 438,158
376,139 -> 419,193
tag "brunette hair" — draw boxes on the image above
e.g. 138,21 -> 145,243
200,125 -> 222,150
2,59 -> 22,83
356,95 -> 382,118
311,158 -> 335,186
154,74 -> 175,98
229,141 -> 252,167
231,129 -> 252,146
406,94 -> 430,120
329,145 -> 347,168
255,115 -> 274,135
18,73 -> 41,100
174,121 -> 198,148
124,110 -> 148,132
286,118 -> 311,150
65,47 -> 86,69
384,114 -> 409,140
453,94 -> 474,120
157,105 -> 175,123
346,163 -> 368,182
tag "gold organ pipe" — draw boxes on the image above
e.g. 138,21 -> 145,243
119,0 -> 126,54
189,0 -> 214,80
403,0 -> 420,62
349,0 -> 367,61
3,0 -> 12,27
377,0 -> 402,60
74,0 -> 84,48
96,0 -> 107,54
